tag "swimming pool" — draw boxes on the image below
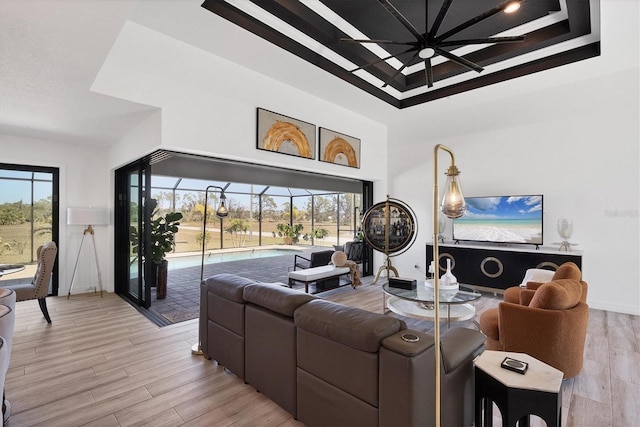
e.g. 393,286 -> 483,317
167,248 -> 300,270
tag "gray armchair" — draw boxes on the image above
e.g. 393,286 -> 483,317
1,241 -> 57,323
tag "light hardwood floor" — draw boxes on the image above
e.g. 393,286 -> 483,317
6,279 -> 640,426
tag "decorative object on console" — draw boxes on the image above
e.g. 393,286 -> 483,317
361,196 -> 417,284
432,143 -> 467,427
556,218 -> 576,251
319,127 -> 361,168
257,108 -> 316,159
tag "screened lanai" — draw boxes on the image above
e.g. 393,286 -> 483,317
114,150 -> 373,324
150,175 -> 364,253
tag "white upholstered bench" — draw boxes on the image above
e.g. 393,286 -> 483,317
288,265 -> 351,294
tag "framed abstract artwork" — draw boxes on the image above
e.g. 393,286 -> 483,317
319,128 -> 361,168
257,108 -> 316,159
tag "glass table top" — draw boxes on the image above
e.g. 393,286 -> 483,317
383,280 -> 481,305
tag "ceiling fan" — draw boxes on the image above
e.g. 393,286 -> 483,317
341,0 -> 526,88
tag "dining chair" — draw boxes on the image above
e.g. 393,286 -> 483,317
1,241 -> 57,323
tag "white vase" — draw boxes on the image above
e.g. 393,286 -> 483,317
440,258 -> 457,287
439,259 -> 459,301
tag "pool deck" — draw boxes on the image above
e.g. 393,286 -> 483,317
149,246 -> 335,325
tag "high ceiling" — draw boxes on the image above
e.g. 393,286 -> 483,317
0,1 -> 611,147
203,0 -> 600,108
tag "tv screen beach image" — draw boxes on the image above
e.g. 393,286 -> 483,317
453,195 -> 543,244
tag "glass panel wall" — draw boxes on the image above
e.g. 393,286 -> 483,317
148,175 -> 362,254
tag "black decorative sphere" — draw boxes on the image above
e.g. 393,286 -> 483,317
361,198 -> 417,256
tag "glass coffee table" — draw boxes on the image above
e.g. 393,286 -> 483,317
383,280 -> 481,328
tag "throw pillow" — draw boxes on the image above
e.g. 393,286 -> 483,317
331,251 -> 348,267
552,262 -> 582,281
529,279 -> 583,310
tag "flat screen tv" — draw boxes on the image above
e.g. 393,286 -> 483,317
452,195 -> 543,246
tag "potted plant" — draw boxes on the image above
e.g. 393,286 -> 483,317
273,223 -> 304,245
303,228 -> 329,242
149,199 -> 183,299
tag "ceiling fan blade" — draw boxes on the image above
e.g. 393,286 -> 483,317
382,51 -> 420,87
340,38 -> 419,47
437,35 -> 525,47
376,0 -> 426,43
429,0 -> 455,40
434,47 -> 484,72
425,58 -> 434,88
349,47 -> 419,72
435,0 -> 522,43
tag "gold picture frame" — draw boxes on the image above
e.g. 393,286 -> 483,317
257,108 -> 316,159
319,127 -> 361,168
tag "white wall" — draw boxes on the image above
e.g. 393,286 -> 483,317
94,21 -> 388,188
0,133 -> 112,296
387,65 -> 639,314
90,20 -> 391,281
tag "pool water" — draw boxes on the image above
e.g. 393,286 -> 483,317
167,249 -> 299,270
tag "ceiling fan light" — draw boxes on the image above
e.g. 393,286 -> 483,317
419,47 -> 436,59
504,2 -> 521,14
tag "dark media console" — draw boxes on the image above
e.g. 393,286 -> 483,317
426,243 -> 582,292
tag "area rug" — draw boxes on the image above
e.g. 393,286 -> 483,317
161,307 -> 199,324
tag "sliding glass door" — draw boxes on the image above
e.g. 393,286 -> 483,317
115,160 -> 152,308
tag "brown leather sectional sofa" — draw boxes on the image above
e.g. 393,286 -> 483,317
199,273 -> 485,426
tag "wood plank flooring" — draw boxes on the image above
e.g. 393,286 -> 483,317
6,279 -> 640,426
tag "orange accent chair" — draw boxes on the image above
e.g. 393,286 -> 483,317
479,262 -> 588,379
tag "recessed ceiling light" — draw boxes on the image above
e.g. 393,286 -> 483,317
504,2 -> 521,14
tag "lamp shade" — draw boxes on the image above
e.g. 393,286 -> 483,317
216,198 -> 229,218
67,207 -> 110,226
440,166 -> 466,219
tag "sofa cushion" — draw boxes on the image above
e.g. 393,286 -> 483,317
205,273 -> 254,302
529,279 -> 583,310
295,299 -> 406,353
243,283 -> 316,317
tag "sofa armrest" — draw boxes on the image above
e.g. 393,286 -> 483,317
381,330 -> 434,356
440,328 -> 485,373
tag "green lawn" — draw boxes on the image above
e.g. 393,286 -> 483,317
0,223 -> 51,264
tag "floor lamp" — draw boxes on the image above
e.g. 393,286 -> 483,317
432,144 -> 466,427
67,207 -> 110,299
192,185 -> 228,355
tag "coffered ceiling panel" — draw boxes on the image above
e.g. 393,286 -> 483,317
202,0 -> 600,108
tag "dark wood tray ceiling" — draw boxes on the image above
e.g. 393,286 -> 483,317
202,0 -> 600,108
